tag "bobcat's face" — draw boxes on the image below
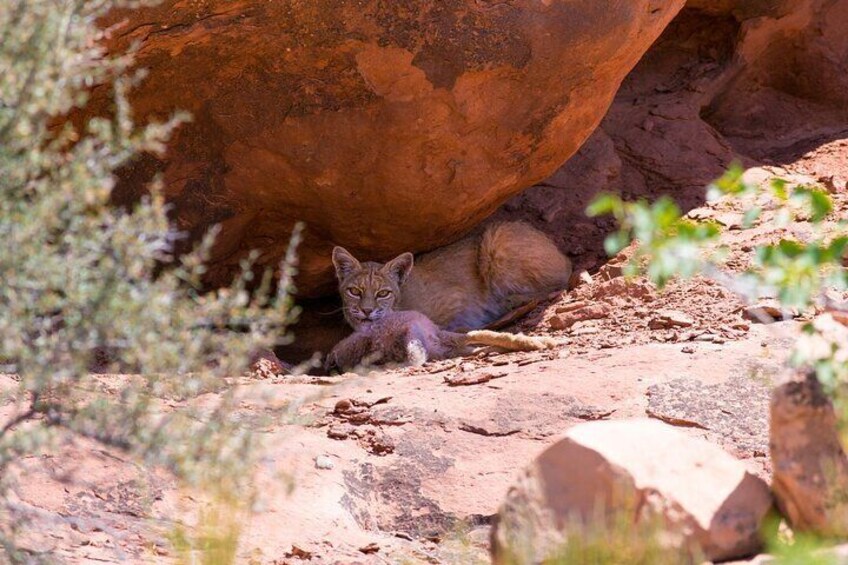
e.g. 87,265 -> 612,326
332,247 -> 414,329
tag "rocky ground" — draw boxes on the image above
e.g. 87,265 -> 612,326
0,326 -> 793,564
4,133 -> 847,563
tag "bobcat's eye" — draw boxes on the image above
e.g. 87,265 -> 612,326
347,288 -> 362,297
376,289 -> 392,299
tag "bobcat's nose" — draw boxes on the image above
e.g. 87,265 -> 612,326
361,307 -> 374,318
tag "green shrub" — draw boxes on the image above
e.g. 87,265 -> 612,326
0,0 -> 296,559
588,163 -> 848,392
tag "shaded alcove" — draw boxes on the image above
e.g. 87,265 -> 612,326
279,0 -> 848,361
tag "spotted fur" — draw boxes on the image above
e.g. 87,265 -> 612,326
324,310 -> 556,373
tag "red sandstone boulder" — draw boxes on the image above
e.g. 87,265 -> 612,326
491,0 -> 848,277
491,419 -> 772,563
100,0 -> 685,295
771,372 -> 848,537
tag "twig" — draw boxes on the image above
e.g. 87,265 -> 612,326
0,393 -> 40,440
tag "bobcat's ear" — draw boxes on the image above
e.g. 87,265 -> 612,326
332,247 -> 361,281
383,252 -> 414,286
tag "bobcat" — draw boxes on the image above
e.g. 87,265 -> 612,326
333,221 -> 572,331
326,223 -> 567,371
324,309 -> 555,372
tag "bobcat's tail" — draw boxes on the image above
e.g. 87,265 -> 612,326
464,330 -> 557,352
478,221 -> 572,298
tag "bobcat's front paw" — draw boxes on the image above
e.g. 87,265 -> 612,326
323,351 -> 342,374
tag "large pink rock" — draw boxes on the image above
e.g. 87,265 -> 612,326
491,419 -> 772,563
99,0 -> 685,295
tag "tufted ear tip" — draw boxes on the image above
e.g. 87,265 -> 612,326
383,252 -> 414,285
332,246 -> 360,280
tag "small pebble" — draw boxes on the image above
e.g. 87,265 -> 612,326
315,455 -> 335,470
359,542 -> 380,554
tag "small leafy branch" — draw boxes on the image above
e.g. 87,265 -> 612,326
588,163 -> 848,393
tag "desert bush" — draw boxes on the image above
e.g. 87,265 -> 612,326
588,163 -> 848,392
0,0 -> 295,560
